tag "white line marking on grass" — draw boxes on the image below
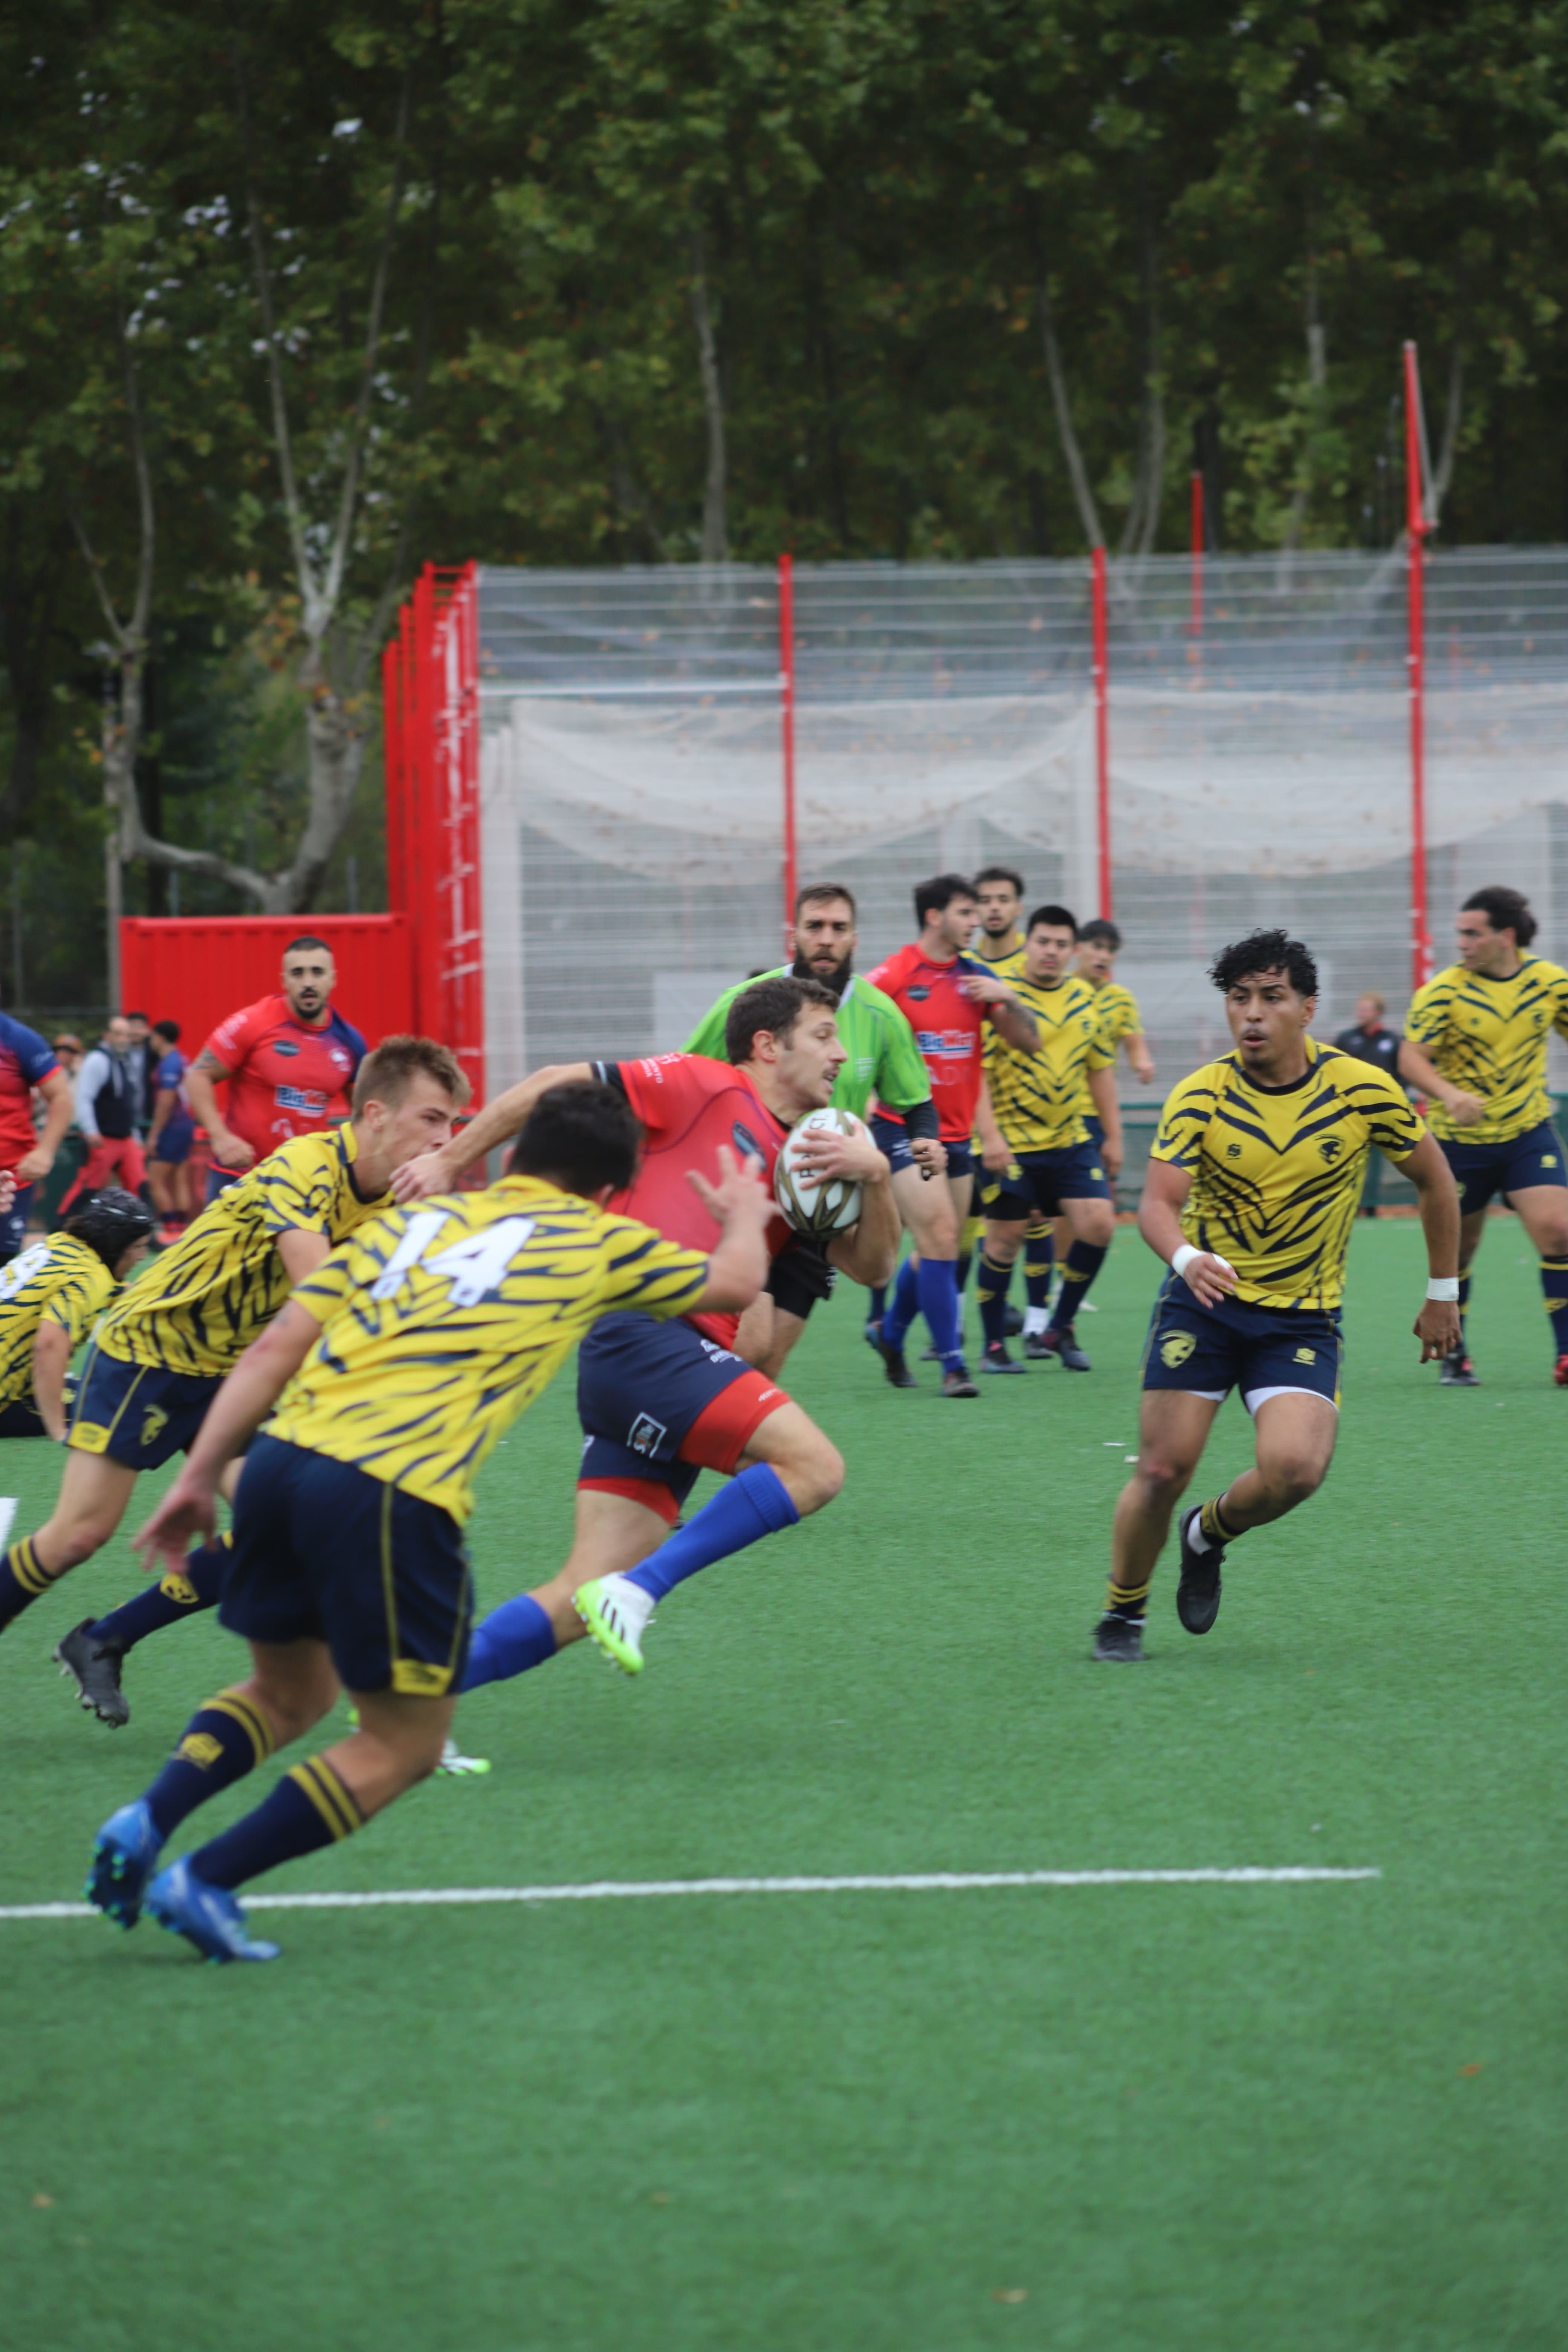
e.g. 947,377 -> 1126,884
0,1866 -> 1380,1922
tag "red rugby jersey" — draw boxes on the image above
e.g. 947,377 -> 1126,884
204,994 -> 368,1160
865,944 -> 994,1141
596,1054 -> 791,1346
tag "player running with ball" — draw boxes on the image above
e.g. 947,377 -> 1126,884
395,974 -> 899,1684
1093,930 -> 1460,1661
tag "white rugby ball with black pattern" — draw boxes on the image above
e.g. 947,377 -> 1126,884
775,1107 -> 865,1236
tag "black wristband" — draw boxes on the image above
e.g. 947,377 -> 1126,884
899,1099 -> 940,1144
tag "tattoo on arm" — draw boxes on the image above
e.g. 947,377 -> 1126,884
193,1048 -> 229,1080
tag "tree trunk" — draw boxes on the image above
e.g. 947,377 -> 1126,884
689,225 -> 730,565
1119,222 -> 1165,558
1037,277 -> 1104,552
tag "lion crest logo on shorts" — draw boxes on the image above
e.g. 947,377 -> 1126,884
1293,1346 -> 1317,1365
1160,1332 -> 1196,1369
140,1405 -> 169,1449
628,1412 -> 668,1456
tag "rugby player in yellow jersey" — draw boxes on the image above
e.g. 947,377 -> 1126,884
4,1038 -> 467,1725
86,1081 -> 770,1962
973,905 -> 1122,1372
971,866 -> 1026,966
1093,929 -> 1460,1662
1399,885 -> 1568,1387
0,1192 -> 152,1441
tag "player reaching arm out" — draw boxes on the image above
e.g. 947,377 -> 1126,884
959,965 -> 1040,1054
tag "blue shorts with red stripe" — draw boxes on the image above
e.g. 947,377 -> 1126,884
576,1312 -> 791,1523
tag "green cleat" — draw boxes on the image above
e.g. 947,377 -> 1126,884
573,1574 -> 649,1675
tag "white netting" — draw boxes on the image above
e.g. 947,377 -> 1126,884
478,551 -> 1568,1099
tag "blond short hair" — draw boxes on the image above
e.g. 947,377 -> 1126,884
352,1035 -> 471,1114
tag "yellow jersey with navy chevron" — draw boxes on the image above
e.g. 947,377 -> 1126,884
1404,956 -> 1568,1143
268,1176 -> 712,1522
0,1234 -> 115,1406
984,956 -> 1115,1152
1093,980 -> 1142,1046
1151,1041 -> 1424,1310
94,1125 -> 385,1378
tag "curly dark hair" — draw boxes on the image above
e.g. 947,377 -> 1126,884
1461,886 -> 1537,946
1208,929 -> 1318,998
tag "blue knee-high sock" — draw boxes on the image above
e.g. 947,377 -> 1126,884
975,1251 -> 1014,1348
880,1254 -> 923,1351
916,1254 -> 964,1367
460,1594 -> 558,1691
1541,1260 -> 1568,1357
1050,1240 -> 1108,1332
626,1464 -> 799,1603
89,1537 -> 229,1653
866,1283 -> 887,1326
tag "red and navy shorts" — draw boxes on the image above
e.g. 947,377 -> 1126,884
576,1312 -> 792,1523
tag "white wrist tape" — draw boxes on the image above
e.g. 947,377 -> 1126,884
1426,1276 -> 1460,1302
1173,1242 -> 1235,1284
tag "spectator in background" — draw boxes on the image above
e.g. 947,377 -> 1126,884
184,936 -> 367,1203
146,1019 -> 196,1241
121,1011 -> 155,1139
1334,991 -> 1406,1218
0,1004 -> 74,1261
34,1035 -> 88,1233
58,1016 -> 145,1215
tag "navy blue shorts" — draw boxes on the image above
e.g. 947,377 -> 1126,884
869,1117 -> 974,1187
0,1183 -> 34,1266
154,1116 -> 196,1166
1142,1272 -> 1342,1414
67,1341 -> 221,1468
220,1434 -> 473,1696
205,1165 -> 241,1206
1440,1119 -> 1567,1217
1083,1112 -> 1106,1148
577,1312 -> 790,1523
981,1138 -> 1111,1222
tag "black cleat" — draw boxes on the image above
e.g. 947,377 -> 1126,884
941,1364 -> 979,1398
1038,1323 -> 1092,1371
1023,1331 -> 1054,1361
876,1337 -> 918,1390
1175,1507 -> 1223,1634
55,1620 -> 129,1727
1003,1303 -> 1024,1338
1093,1614 -> 1144,1661
980,1341 -> 1026,1375
1439,1346 -> 1479,1386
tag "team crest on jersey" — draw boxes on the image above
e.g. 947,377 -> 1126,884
628,1412 -> 668,1456
140,1405 -> 169,1449
907,985 -> 929,1001
731,1122 -> 764,1165
1319,1138 -> 1343,1164
1160,1332 -> 1196,1368
273,1040 -> 300,1057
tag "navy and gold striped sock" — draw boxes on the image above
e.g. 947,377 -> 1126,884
190,1754 -> 365,1893
89,1534 -> 230,1655
0,1536 -> 63,1634
144,1686 -> 276,1840
1198,1495 -> 1243,1549
1458,1271 -> 1472,1347
1104,1576 -> 1150,1625
975,1251 -> 1014,1348
1023,1221 -> 1054,1313
1050,1240 -> 1109,1333
1539,1261 -> 1568,1357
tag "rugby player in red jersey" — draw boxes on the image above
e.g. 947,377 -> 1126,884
864,873 -> 1040,1395
390,974 -> 900,1681
185,937 -> 367,1202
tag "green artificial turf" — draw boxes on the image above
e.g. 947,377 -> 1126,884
2,1217 -> 1565,2351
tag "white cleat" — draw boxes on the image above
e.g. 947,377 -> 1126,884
435,1736 -> 491,1776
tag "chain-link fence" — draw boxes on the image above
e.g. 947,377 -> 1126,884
478,550 -> 1568,1130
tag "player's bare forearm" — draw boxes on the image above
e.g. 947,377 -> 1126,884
277,1227 -> 331,1288
390,1062 -> 593,1200
1126,1034 -> 1155,1084
1396,1133 -> 1462,1358
829,1165 -> 900,1287
31,1322 -> 72,1443
131,1307 -> 323,1569
147,1087 -> 176,1150
1138,1159 -> 1234,1306
989,996 -> 1040,1055
1088,1064 -> 1123,1176
21,1070 -> 74,1178
187,1055 -> 252,1166
1397,1040 -> 1477,1122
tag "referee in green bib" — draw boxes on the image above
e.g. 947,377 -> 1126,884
685,882 -> 937,1375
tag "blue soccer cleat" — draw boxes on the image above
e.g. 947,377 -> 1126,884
86,1798 -> 164,1928
145,1858 -> 281,1963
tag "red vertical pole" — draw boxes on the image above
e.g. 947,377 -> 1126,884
1092,545 -> 1112,919
1190,471 -> 1204,638
779,552 -> 798,950
1404,341 -> 1432,991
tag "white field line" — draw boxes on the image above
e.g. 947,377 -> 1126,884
0,1865 -> 1379,1922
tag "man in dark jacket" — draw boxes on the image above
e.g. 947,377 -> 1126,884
1334,992 -> 1406,1216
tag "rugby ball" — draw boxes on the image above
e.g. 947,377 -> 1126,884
775,1108 -> 865,1236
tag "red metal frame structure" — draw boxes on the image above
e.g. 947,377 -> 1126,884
382,561 -> 485,1104
1190,472 -> 1205,640
1091,545 -> 1112,918
778,553 -> 798,946
1403,342 -> 1433,992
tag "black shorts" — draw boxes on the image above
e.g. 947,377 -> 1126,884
220,1434 -> 473,1696
981,1139 -> 1111,1222
67,1342 -> 221,1470
1141,1272 -> 1342,1414
1439,1119 -> 1568,1216
0,1396 -> 46,1438
767,1236 -> 837,1321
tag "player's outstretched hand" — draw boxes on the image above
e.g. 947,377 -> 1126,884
688,1143 -> 771,1226
790,1118 -> 886,1187
132,1471 -> 219,1576
390,1149 -> 455,1204
1414,1299 -> 1463,1361
1182,1251 -> 1237,1309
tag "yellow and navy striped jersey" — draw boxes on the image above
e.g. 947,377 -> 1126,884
1151,1042 -> 1424,1310
268,1176 -> 712,1523
0,1234 -> 115,1406
95,1125 -> 385,1378
984,955 -> 1114,1152
1404,957 -> 1568,1143
1074,977 -> 1143,1111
